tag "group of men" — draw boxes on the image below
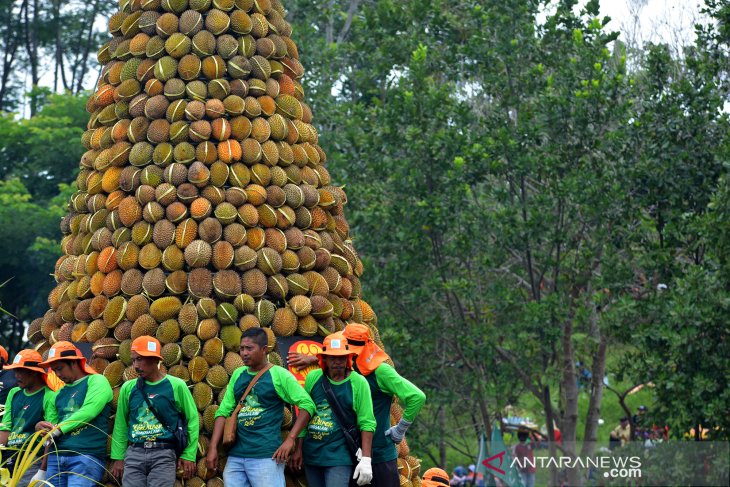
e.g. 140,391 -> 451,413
0,322 -> 426,487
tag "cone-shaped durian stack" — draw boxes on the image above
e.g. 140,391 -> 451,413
27,0 -> 420,484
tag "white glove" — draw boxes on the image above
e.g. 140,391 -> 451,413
385,418 -> 412,444
30,469 -> 47,485
352,456 -> 372,486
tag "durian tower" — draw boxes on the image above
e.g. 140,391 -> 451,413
27,0 -> 422,484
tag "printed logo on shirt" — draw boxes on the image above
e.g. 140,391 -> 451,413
131,406 -> 164,440
237,393 -> 265,427
308,401 -> 336,440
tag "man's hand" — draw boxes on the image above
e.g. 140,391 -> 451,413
30,468 -> 46,484
178,459 -> 196,479
352,456 -> 372,486
272,437 -> 295,464
384,418 -> 412,444
35,421 -> 54,432
111,460 -> 124,480
286,353 -> 318,368
205,447 -> 219,473
289,444 -> 303,470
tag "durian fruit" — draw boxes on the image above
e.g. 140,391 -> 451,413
30,0 -> 422,481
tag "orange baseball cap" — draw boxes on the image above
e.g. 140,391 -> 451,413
39,341 -> 97,375
131,336 -> 162,360
0,345 -> 8,363
342,323 -> 370,354
422,468 -> 450,487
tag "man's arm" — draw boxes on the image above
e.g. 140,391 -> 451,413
172,377 -> 200,463
375,364 -> 426,422
0,387 -> 17,433
110,381 -> 131,461
270,367 -> 315,463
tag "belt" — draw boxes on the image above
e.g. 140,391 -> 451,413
130,441 -> 175,450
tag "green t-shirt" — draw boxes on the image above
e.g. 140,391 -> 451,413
46,374 -> 113,459
216,364 -> 315,459
358,363 -> 426,463
111,375 -> 199,462
0,386 -> 55,448
301,368 -> 376,467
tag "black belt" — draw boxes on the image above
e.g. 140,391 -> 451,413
130,441 -> 175,450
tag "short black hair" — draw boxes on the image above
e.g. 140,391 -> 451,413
241,328 -> 268,349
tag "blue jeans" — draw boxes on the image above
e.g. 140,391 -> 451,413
223,456 -> 285,487
304,464 -> 352,487
46,454 -> 105,487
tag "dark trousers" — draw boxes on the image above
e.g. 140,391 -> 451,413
372,459 -> 399,487
350,458 -> 399,487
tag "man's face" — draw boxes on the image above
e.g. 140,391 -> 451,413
240,337 -> 266,367
323,355 -> 347,376
132,352 -> 160,379
14,368 -> 40,389
49,360 -> 76,383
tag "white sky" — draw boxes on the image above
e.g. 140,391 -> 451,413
598,0 -> 704,48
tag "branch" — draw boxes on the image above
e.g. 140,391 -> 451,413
336,0 -> 360,44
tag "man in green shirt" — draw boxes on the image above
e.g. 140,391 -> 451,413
111,335 -> 198,486
37,341 -> 113,487
0,349 -> 57,487
344,323 -> 426,486
206,327 -> 316,487
293,333 -> 376,487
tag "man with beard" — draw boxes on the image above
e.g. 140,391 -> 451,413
111,336 -> 198,486
294,333 -> 376,487
206,327 -> 316,487
36,341 -> 113,487
0,349 -> 58,486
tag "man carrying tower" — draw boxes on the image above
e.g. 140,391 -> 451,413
0,349 -> 57,486
294,332 -> 377,487
110,335 -> 199,486
36,341 -> 113,487
206,327 -> 316,487
343,323 -> 426,486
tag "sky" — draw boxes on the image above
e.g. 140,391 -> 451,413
597,0 -> 704,47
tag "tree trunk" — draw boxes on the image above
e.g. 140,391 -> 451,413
560,318 -> 580,487
22,0 -> 40,115
438,405 -> 446,467
542,384 -> 559,486
581,333 -> 608,457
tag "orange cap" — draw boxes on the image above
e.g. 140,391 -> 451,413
343,323 -> 390,376
4,349 -> 58,390
318,333 -> 354,357
5,350 -> 46,374
422,468 -> 450,487
342,323 -> 370,354
317,333 -> 354,370
39,341 -> 97,375
131,336 -> 162,360
0,345 -> 8,363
